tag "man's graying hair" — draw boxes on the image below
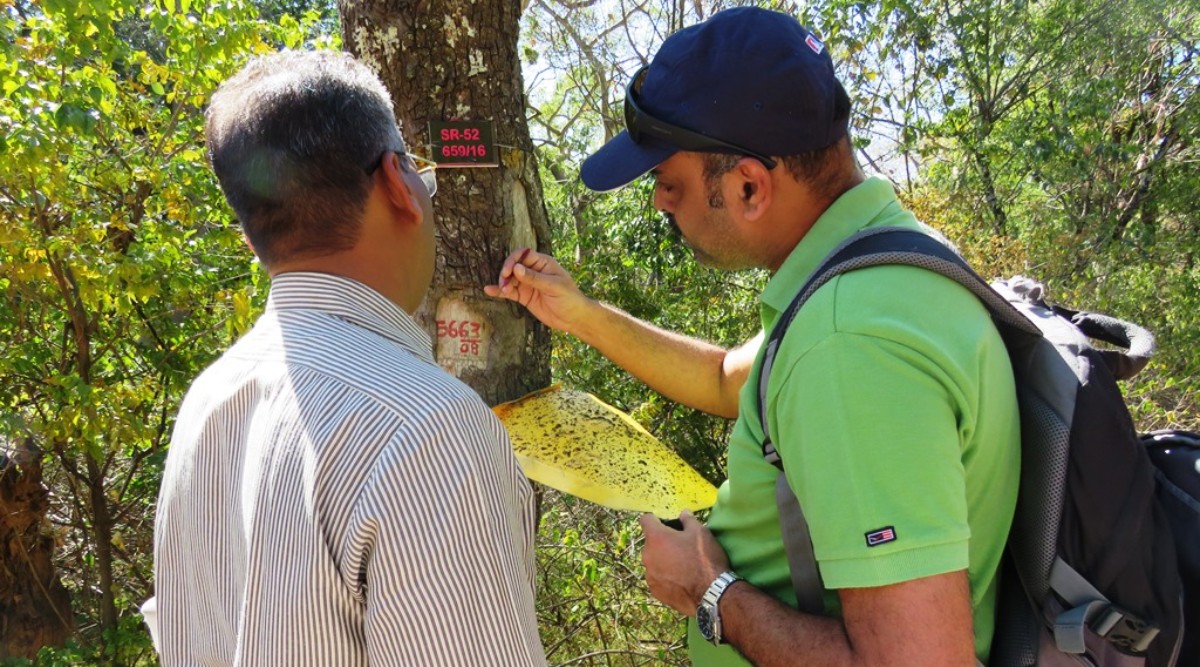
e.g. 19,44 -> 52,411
205,50 -> 404,266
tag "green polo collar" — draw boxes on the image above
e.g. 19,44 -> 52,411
760,176 -> 913,330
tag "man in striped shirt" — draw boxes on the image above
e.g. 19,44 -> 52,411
145,51 -> 547,666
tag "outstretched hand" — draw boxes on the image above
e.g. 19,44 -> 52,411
484,248 -> 593,334
639,510 -> 731,616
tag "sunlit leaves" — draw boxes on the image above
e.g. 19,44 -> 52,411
0,0 -> 319,657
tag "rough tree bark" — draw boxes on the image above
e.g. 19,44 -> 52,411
339,0 -> 552,406
0,445 -> 74,660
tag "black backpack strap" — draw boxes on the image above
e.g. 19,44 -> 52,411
759,226 -> 1042,610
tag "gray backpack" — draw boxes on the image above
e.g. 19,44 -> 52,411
758,226 -> 1187,666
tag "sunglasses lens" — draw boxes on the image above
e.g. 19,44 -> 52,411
624,67 -> 648,144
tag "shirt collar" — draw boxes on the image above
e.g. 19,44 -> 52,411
265,272 -> 435,364
759,176 -> 906,329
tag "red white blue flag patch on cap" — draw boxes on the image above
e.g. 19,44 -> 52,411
805,34 -> 824,55
865,526 -> 897,547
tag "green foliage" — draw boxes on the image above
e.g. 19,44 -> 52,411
535,492 -> 690,666
0,0 -> 334,660
3,0 -> 1197,664
0,615 -> 158,667
894,0 -> 1200,430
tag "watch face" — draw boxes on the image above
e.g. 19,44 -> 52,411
697,606 -> 715,641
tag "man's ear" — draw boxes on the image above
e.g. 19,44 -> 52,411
379,151 -> 423,224
734,157 -> 773,222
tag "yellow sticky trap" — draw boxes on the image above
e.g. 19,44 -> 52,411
493,385 -> 717,519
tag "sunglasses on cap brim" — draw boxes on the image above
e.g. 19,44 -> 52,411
623,66 -> 777,170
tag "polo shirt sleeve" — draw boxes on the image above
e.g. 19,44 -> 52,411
346,396 -> 546,666
770,330 -> 970,590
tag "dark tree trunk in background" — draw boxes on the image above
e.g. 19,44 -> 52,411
339,0 -> 552,406
0,447 -> 74,660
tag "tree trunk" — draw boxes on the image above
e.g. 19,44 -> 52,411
0,445 -> 74,660
85,455 -> 118,633
339,0 -> 552,406
970,145 -> 1007,235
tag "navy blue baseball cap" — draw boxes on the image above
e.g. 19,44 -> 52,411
580,7 -> 850,192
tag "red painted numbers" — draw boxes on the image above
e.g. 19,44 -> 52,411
435,319 -> 483,356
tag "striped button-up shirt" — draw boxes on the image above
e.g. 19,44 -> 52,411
150,272 -> 546,666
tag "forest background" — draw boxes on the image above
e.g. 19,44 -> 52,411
0,0 -> 1196,664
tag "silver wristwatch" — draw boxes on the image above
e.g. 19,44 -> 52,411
696,571 -> 742,646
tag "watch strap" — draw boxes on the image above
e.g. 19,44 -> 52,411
702,571 -> 741,606
699,571 -> 742,645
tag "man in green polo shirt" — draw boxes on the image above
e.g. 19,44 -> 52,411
486,7 -> 1019,666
